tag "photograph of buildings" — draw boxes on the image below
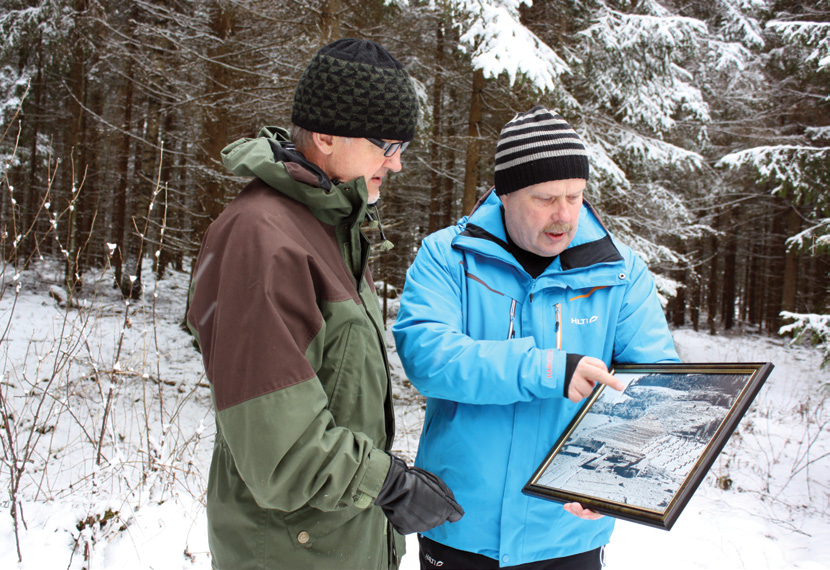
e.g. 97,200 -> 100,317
536,371 -> 749,512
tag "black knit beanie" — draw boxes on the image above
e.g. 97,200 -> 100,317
292,38 -> 419,142
494,106 -> 589,196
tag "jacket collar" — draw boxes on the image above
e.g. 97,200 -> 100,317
221,126 -> 369,228
453,188 -> 623,272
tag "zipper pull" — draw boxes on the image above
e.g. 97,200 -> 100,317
507,299 -> 517,339
555,303 -> 562,350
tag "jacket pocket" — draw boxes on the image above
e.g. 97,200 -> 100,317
420,398 -> 458,464
323,322 -> 359,426
281,503 -> 390,570
325,320 -> 382,428
282,503 -> 365,550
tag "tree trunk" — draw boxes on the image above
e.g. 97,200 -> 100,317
668,238 -> 687,327
462,68 -> 485,216
320,0 -> 340,42
441,24 -> 461,228
720,207 -> 737,330
120,92 -> 161,299
112,57 -> 135,289
74,85 -> 102,275
23,37 -> 44,260
194,4 -> 236,244
811,254 -> 830,314
155,105 -> 177,278
64,0 -> 89,292
687,237 -> 702,332
428,22 -> 446,235
441,111 -> 457,229
707,230 -> 719,335
765,204 -> 786,334
780,205 -> 801,315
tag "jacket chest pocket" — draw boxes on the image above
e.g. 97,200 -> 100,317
555,285 -> 621,352
463,292 -> 523,341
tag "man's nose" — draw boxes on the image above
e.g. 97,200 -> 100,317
384,151 -> 403,172
550,198 -> 571,221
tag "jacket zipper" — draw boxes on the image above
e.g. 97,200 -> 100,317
507,299 -> 517,339
555,303 -> 562,350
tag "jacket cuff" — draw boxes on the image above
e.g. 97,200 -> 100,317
353,449 -> 392,509
563,353 -> 585,398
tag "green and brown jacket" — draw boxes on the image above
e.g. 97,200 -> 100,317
188,127 -> 402,569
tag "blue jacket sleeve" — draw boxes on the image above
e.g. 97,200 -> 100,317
392,234 -> 566,405
613,252 -> 680,364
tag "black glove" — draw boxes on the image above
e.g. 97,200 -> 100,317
374,454 -> 464,535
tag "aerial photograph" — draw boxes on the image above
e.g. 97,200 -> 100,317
537,371 -> 750,511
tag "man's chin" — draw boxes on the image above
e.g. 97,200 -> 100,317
367,183 -> 381,204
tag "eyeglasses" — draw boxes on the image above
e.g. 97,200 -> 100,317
366,138 -> 410,157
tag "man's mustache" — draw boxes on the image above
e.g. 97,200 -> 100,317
544,223 -> 572,234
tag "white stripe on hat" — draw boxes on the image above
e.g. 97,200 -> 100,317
497,129 -> 580,148
495,141 -> 584,163
501,116 -> 572,136
495,148 -> 589,172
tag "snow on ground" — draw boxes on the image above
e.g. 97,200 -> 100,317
0,263 -> 827,569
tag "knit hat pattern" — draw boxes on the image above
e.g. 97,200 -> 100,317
494,105 -> 589,196
292,38 -> 419,142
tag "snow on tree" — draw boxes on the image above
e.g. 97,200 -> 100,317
766,19 -> 830,73
0,67 -> 29,125
719,0 -> 767,49
562,1 -> 713,281
718,144 -> 830,253
717,4 -> 830,255
453,0 -> 572,95
578,8 -> 710,133
780,312 -> 830,370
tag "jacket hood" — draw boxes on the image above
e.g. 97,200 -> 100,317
221,126 -> 370,227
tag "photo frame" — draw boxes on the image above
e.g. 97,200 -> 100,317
523,362 -> 774,530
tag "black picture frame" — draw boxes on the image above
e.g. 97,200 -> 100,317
523,362 -> 774,530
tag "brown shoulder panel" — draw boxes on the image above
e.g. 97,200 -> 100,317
189,179 -> 361,410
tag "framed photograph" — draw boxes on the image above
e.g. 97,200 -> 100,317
523,362 -> 774,530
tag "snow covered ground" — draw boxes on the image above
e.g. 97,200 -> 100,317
0,263 -> 827,569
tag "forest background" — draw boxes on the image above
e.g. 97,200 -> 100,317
0,0 -> 829,567
1,0 -> 828,345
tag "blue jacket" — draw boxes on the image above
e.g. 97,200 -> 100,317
392,190 -> 679,566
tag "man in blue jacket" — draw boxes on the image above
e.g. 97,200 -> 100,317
393,105 -> 679,569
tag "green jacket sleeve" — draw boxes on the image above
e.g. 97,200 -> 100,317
217,384 -> 391,511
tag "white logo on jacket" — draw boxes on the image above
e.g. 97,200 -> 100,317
571,316 -> 599,325
424,553 -> 444,567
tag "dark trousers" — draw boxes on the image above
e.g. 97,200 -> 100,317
419,535 -> 604,570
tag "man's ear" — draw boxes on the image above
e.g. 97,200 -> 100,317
312,132 -> 336,156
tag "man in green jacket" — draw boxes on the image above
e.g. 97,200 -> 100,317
188,39 -> 463,570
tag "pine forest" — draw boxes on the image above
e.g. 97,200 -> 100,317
1,0 -> 828,355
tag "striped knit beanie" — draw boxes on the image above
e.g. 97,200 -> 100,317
494,106 -> 589,196
292,38 -> 419,142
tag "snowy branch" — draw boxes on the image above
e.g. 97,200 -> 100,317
780,312 -> 830,370
717,145 -> 830,202
613,130 -> 704,169
786,219 -> 830,254
579,9 -> 710,132
454,0 -> 572,92
767,20 -> 830,72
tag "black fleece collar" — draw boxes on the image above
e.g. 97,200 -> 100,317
460,203 -> 623,273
